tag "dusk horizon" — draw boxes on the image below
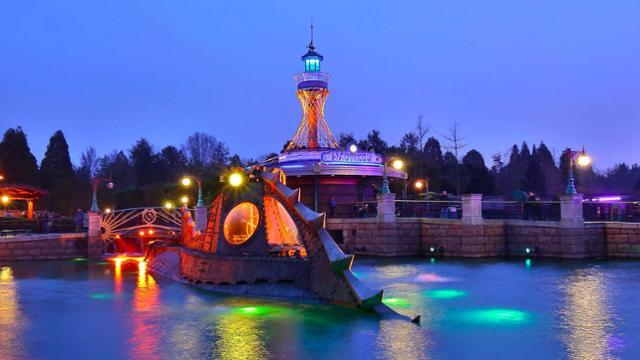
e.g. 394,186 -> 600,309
2,1 -> 639,169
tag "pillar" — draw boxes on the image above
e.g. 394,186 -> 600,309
87,211 -> 103,259
27,200 -> 34,220
560,194 -> 584,227
194,205 -> 208,232
462,194 -> 483,225
377,193 -> 396,222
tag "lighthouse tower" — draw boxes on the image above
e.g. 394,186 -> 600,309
271,27 -> 406,213
285,26 -> 339,151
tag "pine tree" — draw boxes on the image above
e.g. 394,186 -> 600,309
462,149 -> 494,194
40,130 -> 74,189
0,127 -> 39,185
130,139 -> 155,187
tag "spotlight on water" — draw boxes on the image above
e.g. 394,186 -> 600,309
382,297 -> 412,308
426,289 -> 466,299
459,308 -> 531,326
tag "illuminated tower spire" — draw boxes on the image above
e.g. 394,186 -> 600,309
285,25 -> 339,152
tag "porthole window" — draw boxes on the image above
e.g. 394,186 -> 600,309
223,202 -> 260,245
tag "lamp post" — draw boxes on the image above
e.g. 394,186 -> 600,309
181,176 -> 204,207
90,177 -> 114,212
382,158 -> 404,194
566,148 -> 592,195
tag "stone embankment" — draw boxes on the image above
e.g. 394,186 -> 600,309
0,233 -> 87,261
327,218 -> 640,259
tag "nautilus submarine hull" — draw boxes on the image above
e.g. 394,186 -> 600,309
147,168 -> 419,323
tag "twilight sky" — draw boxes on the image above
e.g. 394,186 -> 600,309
1,1 -> 639,169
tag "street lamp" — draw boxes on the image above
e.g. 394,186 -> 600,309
90,177 -> 114,212
180,196 -> 189,205
0,174 -> 4,181
228,172 -> 244,187
348,143 -> 358,153
164,201 -> 174,210
180,176 -> 204,207
382,157 -> 404,194
566,148 -> 592,195
1,195 -> 9,205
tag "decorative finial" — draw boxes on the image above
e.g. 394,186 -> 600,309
309,18 -> 315,51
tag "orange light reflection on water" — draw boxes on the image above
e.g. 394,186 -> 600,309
0,267 -> 24,358
131,259 -> 160,359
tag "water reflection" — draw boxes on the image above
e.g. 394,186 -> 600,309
214,309 -> 269,360
0,267 -> 24,359
130,261 -> 161,360
376,319 -> 430,360
560,268 -> 618,360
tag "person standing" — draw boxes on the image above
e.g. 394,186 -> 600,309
74,209 -> 84,232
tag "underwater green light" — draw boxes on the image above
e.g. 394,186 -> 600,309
426,289 -> 466,299
90,293 -> 114,300
525,258 -> 532,268
233,305 -> 279,317
382,297 -> 412,308
460,308 -> 531,326
71,257 -> 87,262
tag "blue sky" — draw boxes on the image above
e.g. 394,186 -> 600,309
1,1 -> 639,169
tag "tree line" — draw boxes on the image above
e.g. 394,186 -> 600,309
1,124 -> 639,215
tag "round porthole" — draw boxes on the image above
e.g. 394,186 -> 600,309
223,202 -> 260,245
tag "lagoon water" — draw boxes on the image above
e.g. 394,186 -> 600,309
1,257 -> 639,359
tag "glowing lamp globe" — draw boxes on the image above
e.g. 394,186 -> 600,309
348,144 -> 358,153
181,177 -> 192,187
180,196 -> 189,204
229,172 -> 244,187
164,202 -> 174,209
577,154 -> 592,167
392,159 -> 404,170
414,180 -> 424,190
104,208 -> 112,214
1,195 -> 9,204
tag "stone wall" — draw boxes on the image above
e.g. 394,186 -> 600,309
599,222 -> 640,258
327,218 -> 640,259
0,233 -> 88,261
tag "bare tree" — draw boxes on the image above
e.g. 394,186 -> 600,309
415,113 -> 430,151
78,146 -> 99,178
442,121 -> 467,195
182,132 -> 229,174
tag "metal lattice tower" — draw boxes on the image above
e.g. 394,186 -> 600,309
285,26 -> 339,152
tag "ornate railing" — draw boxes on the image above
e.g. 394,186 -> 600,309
100,207 -> 182,251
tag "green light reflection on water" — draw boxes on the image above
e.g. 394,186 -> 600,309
425,289 -> 466,299
458,308 -> 531,326
71,258 -> 88,262
525,259 -> 532,268
90,293 -> 114,300
382,297 -> 412,308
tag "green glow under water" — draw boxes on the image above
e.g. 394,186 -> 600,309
382,297 -> 412,308
460,308 -> 531,326
525,259 -> 532,268
71,258 -> 87,262
90,293 -> 114,300
426,289 -> 466,299
232,305 -> 285,317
